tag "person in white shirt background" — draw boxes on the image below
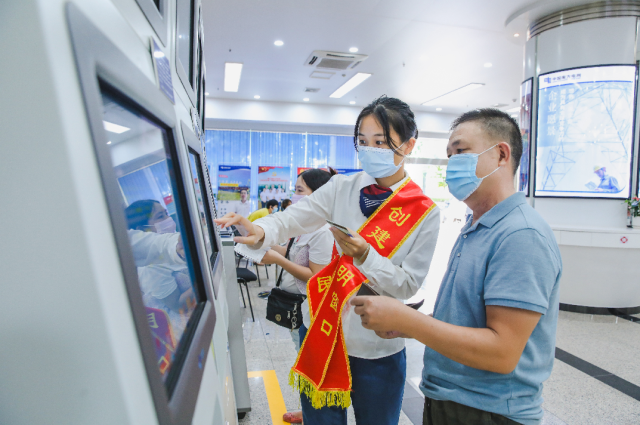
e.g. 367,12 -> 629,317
268,185 -> 276,202
260,187 -> 268,208
231,188 -> 251,218
216,95 -> 440,425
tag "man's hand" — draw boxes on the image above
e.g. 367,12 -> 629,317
374,330 -> 407,339
330,227 -> 369,261
214,213 -> 265,245
351,295 -> 409,333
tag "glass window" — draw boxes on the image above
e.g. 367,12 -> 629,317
102,89 -> 202,383
188,149 -> 218,268
411,138 -> 449,159
177,0 -> 195,85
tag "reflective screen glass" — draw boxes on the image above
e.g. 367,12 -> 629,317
177,0 -> 195,84
101,90 -> 200,381
188,150 -> 217,265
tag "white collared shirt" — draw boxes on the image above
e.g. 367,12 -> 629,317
254,171 -> 440,359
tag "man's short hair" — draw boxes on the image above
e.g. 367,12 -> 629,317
266,199 -> 279,209
451,108 -> 522,175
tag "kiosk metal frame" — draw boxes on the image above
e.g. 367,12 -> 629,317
67,5 -> 216,424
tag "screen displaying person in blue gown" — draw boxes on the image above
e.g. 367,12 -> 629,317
535,65 -> 634,198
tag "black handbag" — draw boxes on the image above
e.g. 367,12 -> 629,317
266,238 -> 307,329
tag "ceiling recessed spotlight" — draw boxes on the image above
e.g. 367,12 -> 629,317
484,62 -> 493,68
349,101 -> 356,105
303,98 -> 310,102
254,95 -> 260,99
107,141 -> 112,145
514,33 -> 520,37
436,107 -> 442,111
205,92 -> 209,96
274,40 -> 284,46
349,47 -> 359,53
153,51 -> 165,58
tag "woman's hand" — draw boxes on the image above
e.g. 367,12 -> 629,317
260,249 -> 284,265
329,226 -> 369,261
214,213 -> 265,246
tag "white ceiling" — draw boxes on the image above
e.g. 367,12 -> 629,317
201,0 -> 599,115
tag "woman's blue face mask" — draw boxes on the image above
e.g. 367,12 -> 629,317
445,144 -> 501,201
357,143 -> 405,178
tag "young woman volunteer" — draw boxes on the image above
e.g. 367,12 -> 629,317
215,96 -> 440,425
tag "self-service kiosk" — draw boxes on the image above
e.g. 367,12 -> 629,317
0,1 -> 240,424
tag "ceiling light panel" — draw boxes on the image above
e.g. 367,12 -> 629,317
224,62 -> 243,92
422,83 -> 484,105
330,73 -> 372,98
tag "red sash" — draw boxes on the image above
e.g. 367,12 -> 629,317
289,179 -> 436,408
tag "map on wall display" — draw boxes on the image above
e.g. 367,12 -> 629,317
217,165 -> 251,217
535,65 -> 635,198
258,166 -> 291,208
518,79 -> 532,194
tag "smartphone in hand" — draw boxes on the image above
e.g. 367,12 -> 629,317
326,219 -> 354,237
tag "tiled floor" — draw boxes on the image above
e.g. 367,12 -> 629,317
236,220 -> 640,424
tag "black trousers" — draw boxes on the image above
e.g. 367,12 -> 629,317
423,397 -> 521,425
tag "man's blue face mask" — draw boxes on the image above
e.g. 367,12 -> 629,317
445,144 -> 501,201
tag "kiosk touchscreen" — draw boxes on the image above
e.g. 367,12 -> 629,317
535,65 -> 636,198
183,123 -> 222,297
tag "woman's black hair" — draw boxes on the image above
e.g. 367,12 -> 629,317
281,199 -> 292,210
298,167 -> 337,192
125,199 -> 160,230
354,95 -> 418,154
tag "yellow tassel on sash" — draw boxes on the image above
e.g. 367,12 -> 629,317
289,370 -> 352,409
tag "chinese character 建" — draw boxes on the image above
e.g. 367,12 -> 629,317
389,207 -> 411,226
148,312 -> 159,329
367,226 -> 391,249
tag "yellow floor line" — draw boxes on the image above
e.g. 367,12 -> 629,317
248,370 -> 288,425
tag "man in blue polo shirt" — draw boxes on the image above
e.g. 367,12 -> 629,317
352,108 -> 562,425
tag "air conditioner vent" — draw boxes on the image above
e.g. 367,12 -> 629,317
304,50 -> 368,71
305,87 -> 320,93
317,58 -> 351,70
